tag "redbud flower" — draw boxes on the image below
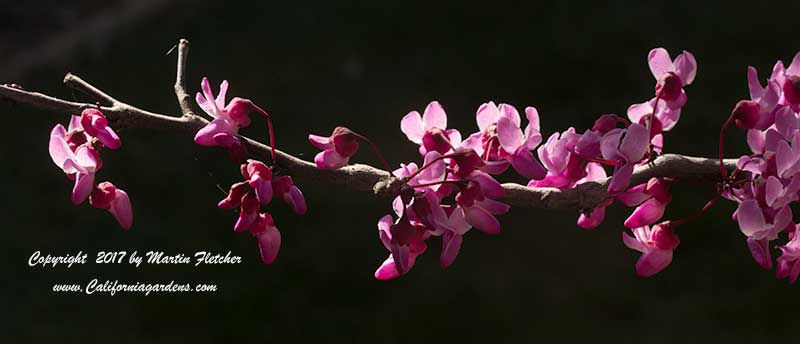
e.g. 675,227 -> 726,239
600,124 -> 650,194
623,178 -> 672,228
374,215 -> 428,280
49,119 -> 101,204
400,101 -> 462,155
251,212 -> 282,264
776,226 -> 800,283
272,176 -> 307,215
648,48 -> 696,102
495,106 -> 547,179
194,78 -> 256,161
622,222 -> 680,277
89,181 -> 133,230
308,126 -> 360,169
439,206 -> 472,268
80,108 -> 121,149
781,52 -> 800,108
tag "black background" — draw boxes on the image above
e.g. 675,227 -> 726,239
3,0 -> 799,342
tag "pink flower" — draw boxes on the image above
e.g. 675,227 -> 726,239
439,206 -> 472,268
49,120 -> 101,204
308,126 -> 360,169
400,101 -> 462,155
600,124 -> 650,194
89,181 -> 133,230
374,215 -> 427,280
730,66 -> 781,130
781,51 -> 800,109
734,201 -> 792,269
776,226 -> 800,284
622,222 -> 680,277
242,160 -> 273,204
454,175 -> 509,234
194,78 -> 259,161
495,106 -> 546,179
272,176 -> 307,215
622,178 -> 672,228
251,212 -> 281,264
80,108 -> 121,149
647,48 -> 696,103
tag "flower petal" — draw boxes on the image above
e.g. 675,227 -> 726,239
440,232 -> 463,269
496,115 -> 524,153
736,200 -> 767,237
635,249 -> 673,277
476,101 -> 500,131
422,101 -> 447,130
400,111 -> 425,143
71,172 -> 94,205
314,149 -> 349,169
673,51 -> 697,85
648,48 -> 674,79
464,206 -> 500,234
109,188 -> 133,230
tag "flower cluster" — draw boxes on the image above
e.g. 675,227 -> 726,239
307,49 -> 699,279
724,51 -> 800,283
195,78 -> 306,264
49,108 -> 133,229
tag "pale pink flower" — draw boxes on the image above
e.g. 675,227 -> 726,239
735,201 -> 792,269
622,222 -> 680,277
495,106 -> 546,179
454,176 -> 509,234
400,101 -> 462,155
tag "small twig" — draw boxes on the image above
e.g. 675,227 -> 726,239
174,39 -> 203,120
64,72 -> 120,106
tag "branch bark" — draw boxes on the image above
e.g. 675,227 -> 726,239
0,39 -> 738,212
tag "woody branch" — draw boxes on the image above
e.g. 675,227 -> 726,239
0,39 -> 737,212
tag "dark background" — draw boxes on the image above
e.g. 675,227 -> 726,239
3,1 -> 799,342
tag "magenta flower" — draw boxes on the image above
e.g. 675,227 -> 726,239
729,66 -> 782,130
622,222 -> 680,277
495,106 -> 547,179
777,226 -> 800,283
647,48 -> 696,103
622,178 -> 672,228
251,212 -> 282,264
243,160 -> 273,204
194,78 -> 260,161
272,176 -> 307,215
734,201 -> 792,269
89,181 -> 133,230
374,215 -> 428,280
454,176 -> 509,234
308,126 -> 360,169
600,123 -> 650,194
49,117 -> 101,204
80,108 -> 121,149
781,51 -> 800,109
400,101 -> 462,155
439,205 -> 472,268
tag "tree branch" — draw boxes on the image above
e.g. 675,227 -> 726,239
0,38 -> 738,212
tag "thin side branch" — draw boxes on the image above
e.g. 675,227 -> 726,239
0,39 -> 739,212
173,39 -> 198,118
